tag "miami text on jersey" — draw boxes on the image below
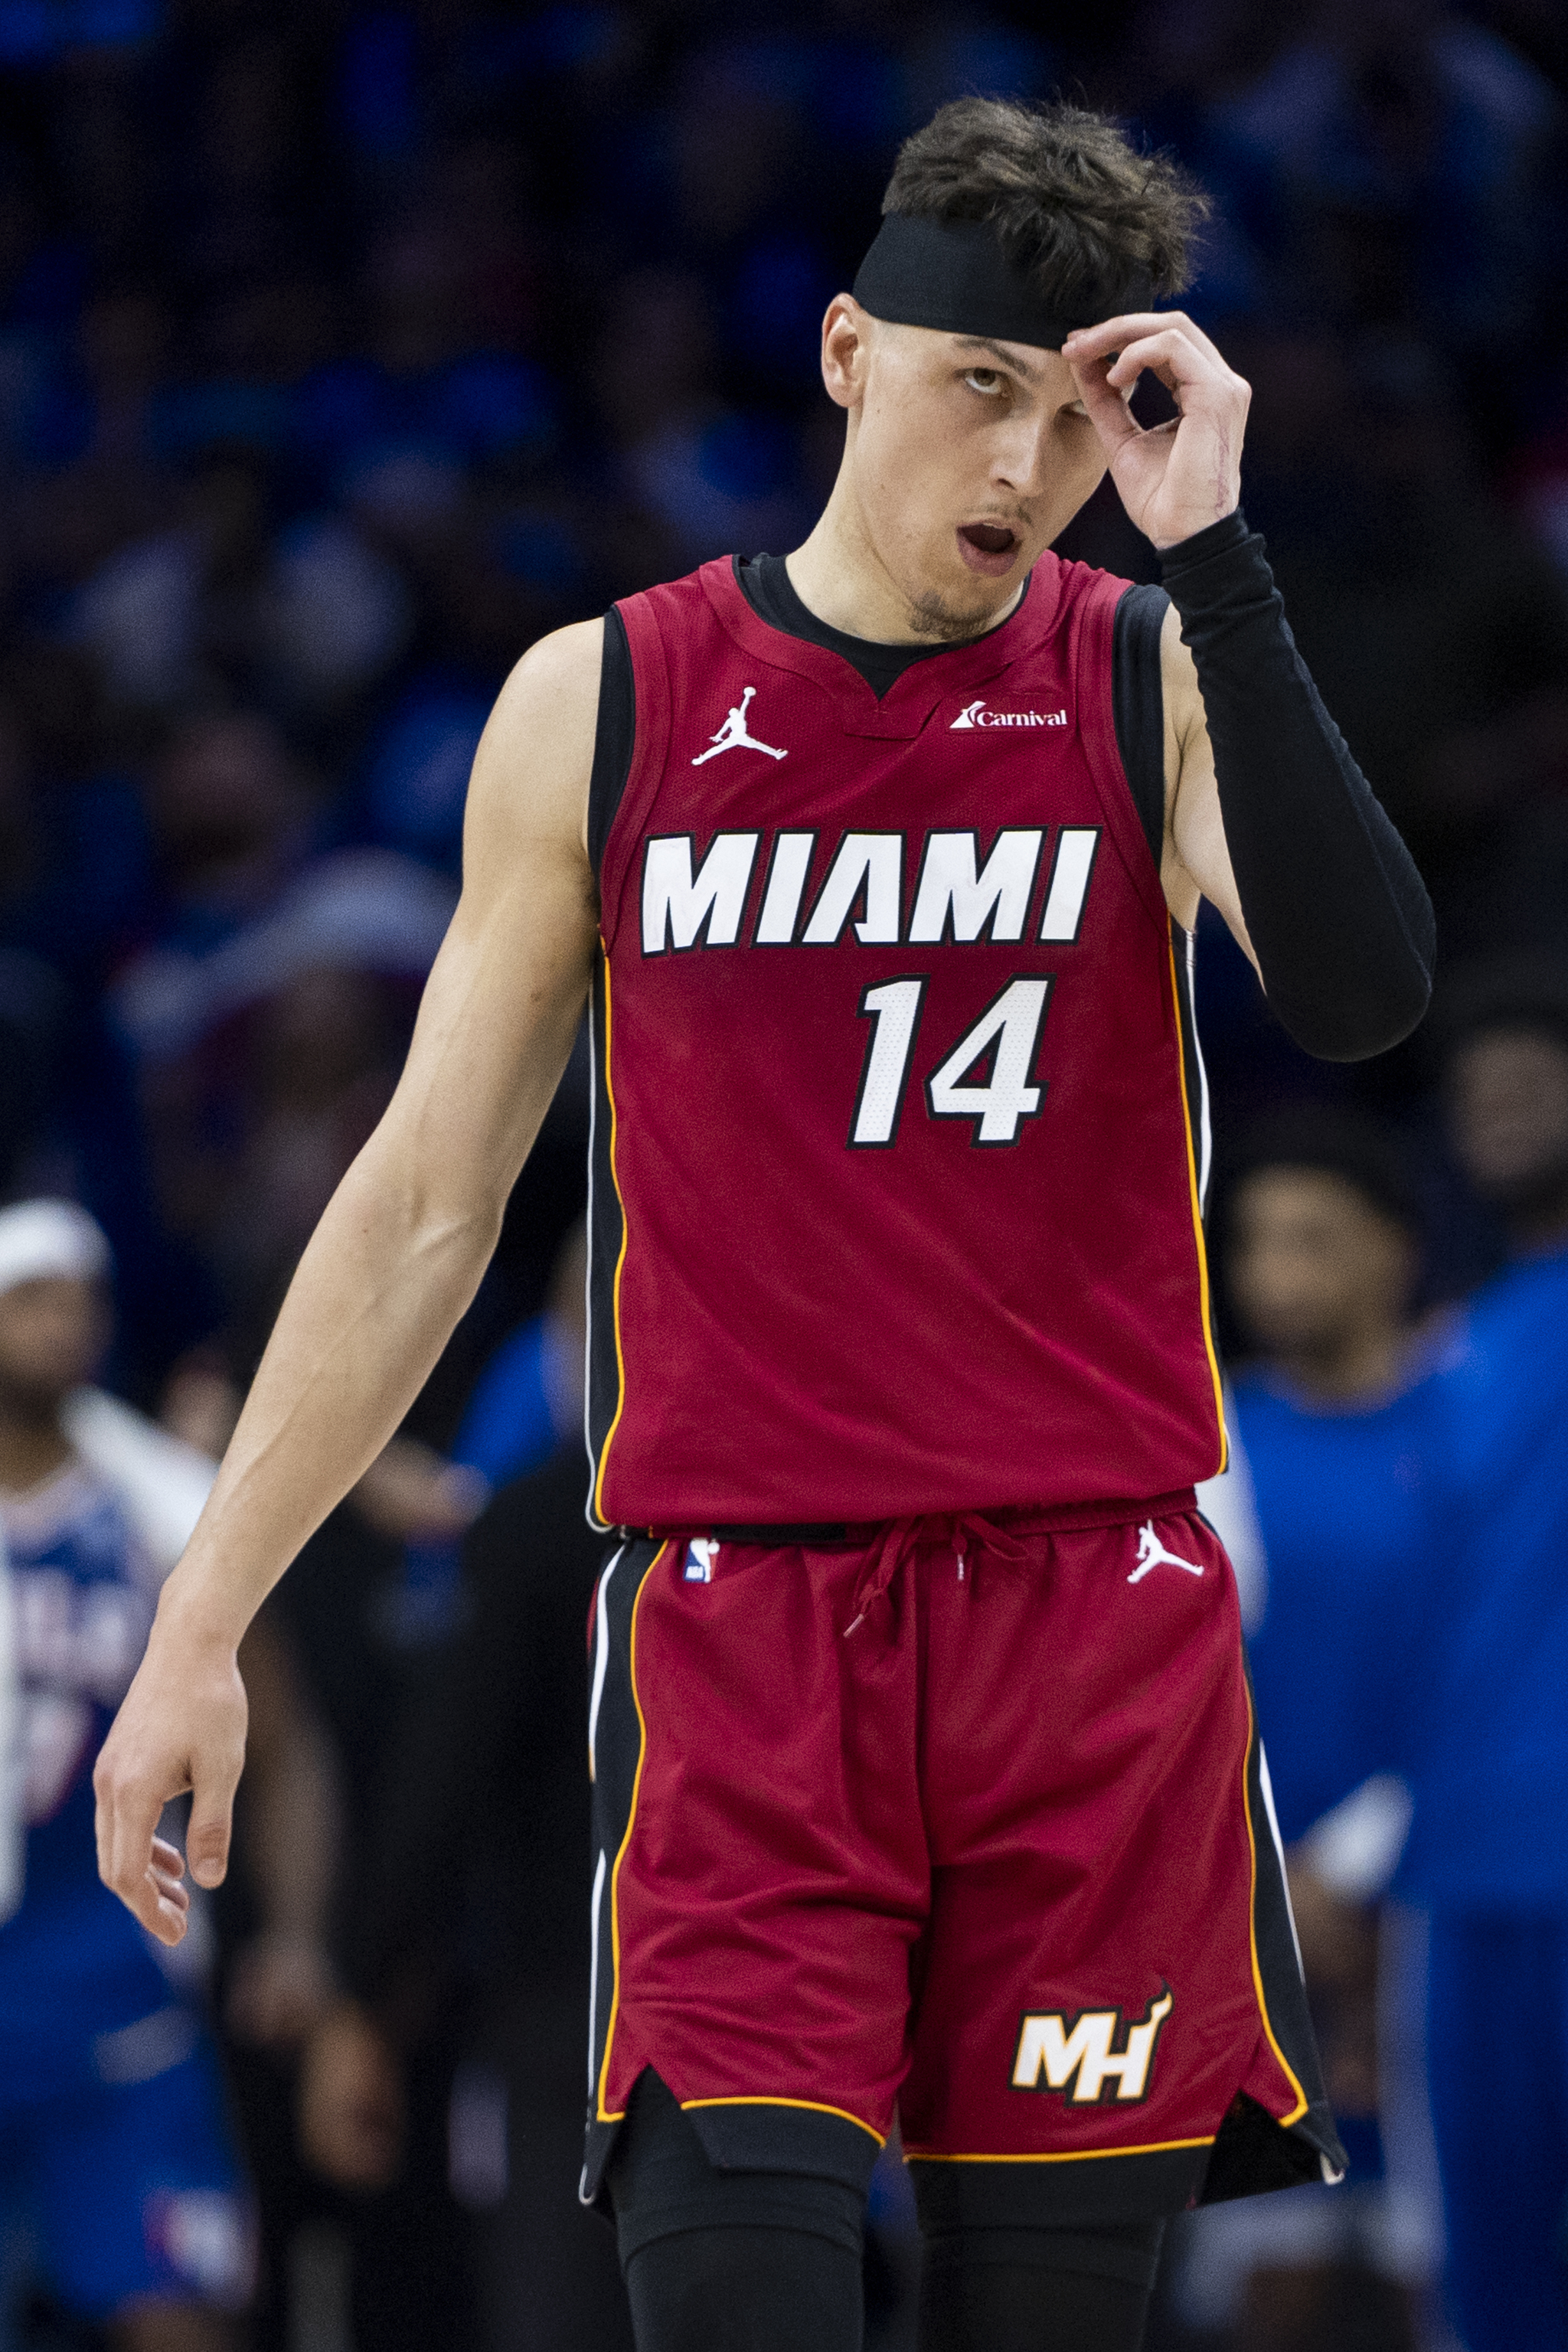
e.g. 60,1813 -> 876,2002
640,826 -> 1102,955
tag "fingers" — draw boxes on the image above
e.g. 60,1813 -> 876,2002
1062,310 -> 1229,369
127,1847 -> 190,1944
149,1847 -> 191,1932
95,1771 -> 168,1918
152,1824 -> 188,1881
1067,322 -> 1249,421
1070,353 -> 1142,452
186,1754 -> 243,1890
95,1777 -> 190,1943
1106,331 -> 1241,403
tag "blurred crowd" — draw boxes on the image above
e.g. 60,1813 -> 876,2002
0,1 -> 1566,2348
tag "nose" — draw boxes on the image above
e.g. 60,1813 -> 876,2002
991,408 -> 1054,499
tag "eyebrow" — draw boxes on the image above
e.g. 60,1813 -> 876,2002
953,335 -> 1046,384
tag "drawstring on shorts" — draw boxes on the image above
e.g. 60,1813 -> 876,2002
842,1511 -> 1032,1638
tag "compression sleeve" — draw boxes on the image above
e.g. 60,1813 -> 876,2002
1161,511 -> 1434,1062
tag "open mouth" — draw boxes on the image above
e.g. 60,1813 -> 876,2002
956,521 -> 1020,574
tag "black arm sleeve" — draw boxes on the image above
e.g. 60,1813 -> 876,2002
1161,511 -> 1435,1062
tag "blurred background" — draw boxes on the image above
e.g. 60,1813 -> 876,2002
0,2 -> 1564,2350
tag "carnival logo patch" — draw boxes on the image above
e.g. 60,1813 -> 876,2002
950,699 -> 1068,730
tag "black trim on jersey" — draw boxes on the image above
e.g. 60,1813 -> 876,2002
592,575 -> 1167,897
588,605 -> 636,889
1170,924 -> 1228,1468
583,1533 -> 660,2207
1110,584 -> 1168,877
1170,927 -> 1214,1223
736,553 -> 1014,700
1201,1652 -> 1347,2202
585,956 -> 623,1531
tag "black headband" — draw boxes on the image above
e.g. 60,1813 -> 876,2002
852,213 -> 1152,352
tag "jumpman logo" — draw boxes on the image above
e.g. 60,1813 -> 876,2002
1127,1522 -> 1205,1585
691,685 -> 788,766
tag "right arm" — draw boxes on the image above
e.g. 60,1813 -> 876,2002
95,619 -> 606,1940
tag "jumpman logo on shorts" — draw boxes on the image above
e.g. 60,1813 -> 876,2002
691,685 -> 788,766
1127,1522 -> 1205,1584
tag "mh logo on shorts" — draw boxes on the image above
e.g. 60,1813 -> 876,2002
1011,1987 -> 1174,2105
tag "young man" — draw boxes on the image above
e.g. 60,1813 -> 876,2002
95,101 -> 1432,2352
1192,1115 -> 1451,2347
1224,1113 -> 1446,1846
0,1201 -> 250,2349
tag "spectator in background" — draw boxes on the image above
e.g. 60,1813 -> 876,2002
1171,1112 -> 1452,2350
1401,959 -> 1568,2352
0,1200 -> 249,2349
0,1195 -> 343,2352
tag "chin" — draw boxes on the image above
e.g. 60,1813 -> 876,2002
906,570 -> 1015,640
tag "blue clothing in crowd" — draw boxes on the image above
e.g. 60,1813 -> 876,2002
397,1310 -> 582,1638
1403,1246 -> 1568,1909
1233,1349 -> 1452,1850
0,1461 -> 246,2321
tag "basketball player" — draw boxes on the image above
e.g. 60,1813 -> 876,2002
94,101 -> 1433,2352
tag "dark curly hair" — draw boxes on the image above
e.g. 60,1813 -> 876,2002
883,98 -> 1208,313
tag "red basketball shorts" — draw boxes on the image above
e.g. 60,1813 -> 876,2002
582,1495 -> 1343,2223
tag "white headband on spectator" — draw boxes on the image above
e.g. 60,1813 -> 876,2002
0,1200 -> 111,1298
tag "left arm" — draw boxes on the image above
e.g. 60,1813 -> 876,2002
1067,313 -> 1434,1062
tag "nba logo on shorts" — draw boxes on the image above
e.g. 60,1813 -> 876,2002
684,1539 -> 718,1584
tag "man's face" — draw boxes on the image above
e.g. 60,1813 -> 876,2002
1446,1027 -> 1568,1214
0,1276 -> 109,1413
1227,1168 -> 1414,1364
823,303 -> 1114,637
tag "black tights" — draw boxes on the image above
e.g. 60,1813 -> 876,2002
607,2076 -> 1161,2352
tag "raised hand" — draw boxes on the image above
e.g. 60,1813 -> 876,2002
94,1608 -> 248,1942
1063,312 -> 1250,550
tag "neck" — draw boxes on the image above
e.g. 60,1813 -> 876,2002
786,464 -> 1025,647
0,1403 -> 72,1494
1273,1322 -> 1406,1406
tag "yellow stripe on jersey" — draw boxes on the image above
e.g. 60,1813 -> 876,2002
1168,930 -> 1227,1476
593,952 -> 633,1527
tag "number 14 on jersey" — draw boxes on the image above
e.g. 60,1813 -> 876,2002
852,976 -> 1054,1149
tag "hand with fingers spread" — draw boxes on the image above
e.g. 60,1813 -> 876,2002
93,1605 -> 247,1942
1063,312 -> 1250,550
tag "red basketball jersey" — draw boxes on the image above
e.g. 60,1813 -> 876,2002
586,554 -> 1226,1528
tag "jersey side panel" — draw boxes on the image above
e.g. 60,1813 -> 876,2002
587,584 -> 681,1522
1076,569 -> 1226,1478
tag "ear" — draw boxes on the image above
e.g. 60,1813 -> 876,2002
821,295 -> 870,413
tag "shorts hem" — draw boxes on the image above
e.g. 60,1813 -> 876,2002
582,2089 -> 884,2212
909,2142 -> 1211,2230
